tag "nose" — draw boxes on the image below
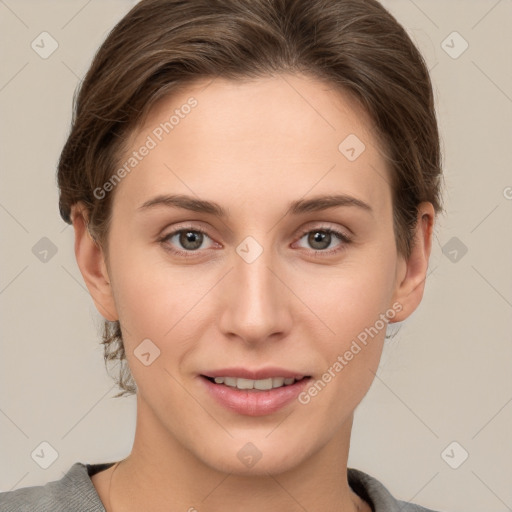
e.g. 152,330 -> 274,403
218,242 -> 293,346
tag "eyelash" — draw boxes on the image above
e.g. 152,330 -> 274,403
158,224 -> 352,259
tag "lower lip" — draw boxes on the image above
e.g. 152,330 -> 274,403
199,376 -> 311,416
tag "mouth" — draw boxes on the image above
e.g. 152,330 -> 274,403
199,371 -> 312,416
201,375 -> 311,391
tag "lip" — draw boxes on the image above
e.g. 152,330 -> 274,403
202,367 -> 307,380
199,373 -> 311,417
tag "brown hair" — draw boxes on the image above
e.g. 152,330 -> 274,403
57,0 -> 443,397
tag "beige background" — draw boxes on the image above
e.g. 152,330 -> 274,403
1,1 -> 511,510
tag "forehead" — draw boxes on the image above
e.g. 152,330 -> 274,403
113,73 -> 392,218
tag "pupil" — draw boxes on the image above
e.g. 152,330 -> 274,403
180,231 -> 202,250
310,231 -> 329,250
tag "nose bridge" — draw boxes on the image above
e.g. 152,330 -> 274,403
219,237 -> 290,343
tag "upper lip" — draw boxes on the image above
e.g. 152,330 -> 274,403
202,367 -> 309,380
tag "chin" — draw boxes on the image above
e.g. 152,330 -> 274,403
194,435 -> 315,477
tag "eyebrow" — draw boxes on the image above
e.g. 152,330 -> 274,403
138,193 -> 373,217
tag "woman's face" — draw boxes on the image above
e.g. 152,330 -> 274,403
86,73 -> 427,474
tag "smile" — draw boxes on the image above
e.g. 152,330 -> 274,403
204,376 -> 308,390
200,373 -> 312,416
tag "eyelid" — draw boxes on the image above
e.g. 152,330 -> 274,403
292,223 -> 352,255
294,221 -> 352,240
159,223 -> 219,252
159,221 -> 353,258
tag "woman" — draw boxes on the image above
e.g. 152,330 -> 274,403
0,0 -> 445,510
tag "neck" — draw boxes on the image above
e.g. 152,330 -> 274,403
108,395 -> 366,512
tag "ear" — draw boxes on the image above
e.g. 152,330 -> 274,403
390,202 -> 435,323
70,203 -> 119,322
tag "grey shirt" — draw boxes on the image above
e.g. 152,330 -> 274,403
0,462 -> 442,511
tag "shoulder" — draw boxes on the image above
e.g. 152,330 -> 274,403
0,462 -> 113,512
348,467 -> 445,512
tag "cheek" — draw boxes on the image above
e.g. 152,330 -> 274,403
108,245 -> 217,353
309,254 -> 397,341
109,224 -> 398,358
301,248 -> 397,396
109,262 -> 197,395
309,276 -> 389,379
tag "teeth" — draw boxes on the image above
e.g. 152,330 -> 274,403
254,378 -> 273,390
237,378 -> 256,390
211,376 -> 302,390
224,377 -> 237,387
272,377 -> 285,387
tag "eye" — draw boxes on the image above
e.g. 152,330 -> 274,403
158,224 -> 352,259
159,226 -> 217,258
294,226 -> 352,256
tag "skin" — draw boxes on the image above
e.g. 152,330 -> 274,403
72,73 -> 434,512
